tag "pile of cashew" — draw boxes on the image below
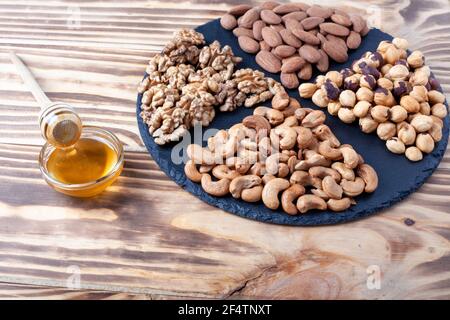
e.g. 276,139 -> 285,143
185,98 -> 378,215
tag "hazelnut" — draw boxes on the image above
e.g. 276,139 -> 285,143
429,123 -> 443,142
343,75 -> 360,91
405,146 -> 423,162
400,95 -> 420,113
419,102 -> 431,115
407,51 -> 424,68
315,75 -> 327,87
377,41 -> 393,53
389,105 -> 408,123
338,107 -> 356,123
322,80 -> 341,101
386,137 -> 406,154
360,74 -> 377,89
325,71 -> 343,87
409,85 -> 428,103
377,78 -> 394,91
380,64 -> 393,76
299,83 -> 318,98
359,115 -> 379,133
392,38 -> 409,50
353,101 -> 371,118
340,68 -> 354,79
416,133 -> 434,153
327,101 -> 341,116
312,89 -> 329,108
410,115 -> 433,132
339,90 -> 357,107
384,46 -> 401,65
387,64 -> 409,81
430,115 -> 444,128
374,88 -> 396,107
397,122 -> 416,145
409,70 -> 429,86
356,87 -> 374,102
428,90 -> 446,104
368,52 -> 384,68
431,103 -> 448,119
377,122 -> 396,140
371,105 -> 390,122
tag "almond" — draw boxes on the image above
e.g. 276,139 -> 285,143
239,8 -> 260,28
316,49 -> 329,72
252,20 -> 266,40
299,44 -> 321,63
306,5 -> 333,19
256,50 -> 282,73
220,14 -> 237,30
298,63 -> 313,80
270,24 -> 285,33
281,11 -> 307,22
273,3 -> 301,14
279,29 -> 303,48
350,15 -> 366,33
330,14 -> 352,27
260,40 -> 271,51
301,17 -> 324,30
273,45 -> 296,58
238,36 -> 260,53
281,56 -> 306,73
323,40 -> 348,63
291,29 -> 320,45
228,4 -> 252,16
346,31 -> 361,49
233,27 -> 254,38
280,72 -> 299,89
326,34 -> 348,52
261,27 -> 282,47
320,23 -> 350,36
260,1 -> 280,10
260,9 -> 282,24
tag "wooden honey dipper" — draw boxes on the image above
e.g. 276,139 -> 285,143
9,52 -> 83,148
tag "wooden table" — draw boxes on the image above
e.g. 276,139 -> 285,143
0,0 -> 449,300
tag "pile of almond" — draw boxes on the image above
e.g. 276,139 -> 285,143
220,2 -> 368,89
299,38 -> 448,161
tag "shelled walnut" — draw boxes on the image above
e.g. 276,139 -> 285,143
299,37 -> 448,161
184,97 -> 378,215
138,29 -> 289,145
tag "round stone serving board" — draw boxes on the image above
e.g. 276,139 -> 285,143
136,19 -> 449,226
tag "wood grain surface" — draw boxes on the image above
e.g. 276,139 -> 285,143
0,0 -> 449,300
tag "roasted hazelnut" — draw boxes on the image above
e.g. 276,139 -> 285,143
377,41 -> 393,53
371,105 -> 390,122
405,146 -> 423,162
352,59 -> 367,74
409,85 -> 428,103
377,122 -> 396,140
356,87 -> 374,102
428,77 -> 440,91
392,80 -> 411,98
340,68 -> 354,79
410,115 -> 433,133
360,74 -> 377,89
416,133 -> 434,153
322,80 -> 341,101
429,123 -> 443,142
387,64 -> 409,81
386,137 -> 406,154
400,95 -> 420,113
389,105 -> 408,123
409,70 -> 429,86
380,64 -> 393,76
397,122 -> 416,145
395,59 -> 409,68
338,107 -> 356,123
312,89 -> 330,108
339,90 -> 357,107
377,78 -> 394,91
315,75 -> 327,87
373,88 -> 396,107
343,75 -> 360,91
368,51 -> 384,68
299,83 -> 318,98
407,51 -> 424,68
384,46 -> 401,65
359,115 -> 379,133
361,65 -> 381,79
327,101 -> 341,116
431,103 -> 448,119
325,71 -> 343,87
353,101 -> 371,118
428,90 -> 446,105
393,38 -> 409,50
419,102 -> 431,115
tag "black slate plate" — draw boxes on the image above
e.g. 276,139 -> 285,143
136,19 -> 449,226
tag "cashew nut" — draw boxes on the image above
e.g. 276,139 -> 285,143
241,185 -> 263,202
340,145 -> 359,169
322,176 -> 343,199
282,98 -> 301,117
311,188 -> 330,200
313,124 -> 341,147
253,106 -> 284,125
243,115 -> 271,135
356,163 -> 378,193
212,165 -> 240,180
290,171 -> 311,186
318,140 -> 343,160
201,174 -> 231,197
341,177 -> 365,197
262,178 -> 291,210
184,160 -> 202,183
296,195 -> 327,213
266,153 -> 289,175
199,165 -> 214,173
276,115 -> 298,128
187,144 -> 218,165
229,175 -> 262,199
295,154 -> 331,171
327,197 -> 353,212
294,126 -> 314,149
278,163 -> 290,178
309,166 -> 341,182
274,126 -> 297,150
331,162 -> 355,181
301,110 -> 326,128
262,174 -> 276,185
249,162 -> 266,176
281,184 -> 306,215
